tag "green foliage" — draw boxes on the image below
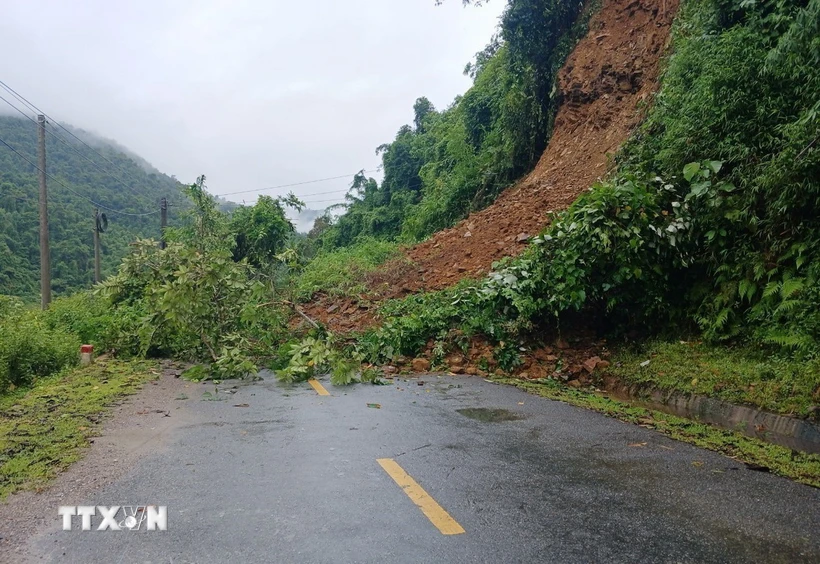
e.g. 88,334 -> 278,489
0,360 -> 156,498
43,291 -> 113,347
294,238 -> 400,301
230,194 -> 299,268
98,239 -> 282,378
275,334 -> 361,386
321,0 -> 589,248
0,116 -> 186,299
620,0 -> 820,350
609,340 -> 820,417
0,298 -> 79,393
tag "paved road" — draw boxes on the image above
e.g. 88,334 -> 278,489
27,373 -> 820,563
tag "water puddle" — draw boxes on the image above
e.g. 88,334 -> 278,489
457,407 -> 524,422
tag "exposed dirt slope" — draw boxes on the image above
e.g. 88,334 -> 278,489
306,0 -> 678,332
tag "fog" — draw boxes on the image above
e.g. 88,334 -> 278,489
0,0 -> 503,211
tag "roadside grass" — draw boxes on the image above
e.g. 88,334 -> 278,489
607,340 -> 820,417
295,239 -> 400,301
0,360 -> 158,499
497,377 -> 820,488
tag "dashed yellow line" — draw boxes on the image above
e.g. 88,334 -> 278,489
377,458 -> 465,535
308,378 -> 330,396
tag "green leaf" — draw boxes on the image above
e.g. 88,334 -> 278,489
683,162 -> 701,182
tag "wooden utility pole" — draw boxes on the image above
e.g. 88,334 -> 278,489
93,208 -> 101,284
160,197 -> 167,249
37,114 -> 51,309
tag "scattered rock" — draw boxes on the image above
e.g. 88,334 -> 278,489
383,365 -> 398,374
597,360 -> 611,369
450,365 -> 465,374
556,337 -> 570,350
411,358 -> 431,372
583,356 -> 603,374
516,232 -> 530,243
326,304 -> 339,314
568,379 -> 582,388
447,355 -> 465,368
464,231 -> 472,238
464,366 -> 479,375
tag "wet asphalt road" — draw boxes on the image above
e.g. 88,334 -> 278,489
28,373 -> 820,563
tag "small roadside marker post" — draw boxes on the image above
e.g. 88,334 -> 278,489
80,345 -> 94,366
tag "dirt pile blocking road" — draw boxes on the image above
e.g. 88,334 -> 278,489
305,0 -> 679,333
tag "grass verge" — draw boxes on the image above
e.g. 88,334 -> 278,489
496,377 -> 820,488
295,239 -> 400,301
608,340 -> 820,417
0,360 -> 158,499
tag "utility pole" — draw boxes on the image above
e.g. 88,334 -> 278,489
37,114 -> 51,309
93,208 -> 101,284
160,197 -> 167,249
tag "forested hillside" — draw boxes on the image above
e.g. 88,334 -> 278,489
0,115 -> 186,298
317,0 -> 589,247
305,0 -> 820,359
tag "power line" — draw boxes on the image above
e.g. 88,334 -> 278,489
0,134 -> 158,217
214,169 -> 380,198
0,89 -> 156,202
0,79 -> 156,199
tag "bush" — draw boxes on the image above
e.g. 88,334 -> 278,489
294,239 -> 399,301
0,304 -> 79,392
44,292 -> 113,348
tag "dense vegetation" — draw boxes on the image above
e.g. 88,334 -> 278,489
346,0 -> 820,366
316,0 -> 590,247
1,0 -> 818,408
0,115 -> 186,298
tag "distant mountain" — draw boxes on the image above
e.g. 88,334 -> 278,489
289,208 -> 326,234
0,115 -> 187,299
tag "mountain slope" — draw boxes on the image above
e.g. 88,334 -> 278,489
306,0 -> 678,331
0,115 -> 186,298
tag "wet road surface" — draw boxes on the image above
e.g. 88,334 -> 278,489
27,374 -> 820,563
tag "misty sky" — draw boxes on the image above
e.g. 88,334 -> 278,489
1,0 -> 503,209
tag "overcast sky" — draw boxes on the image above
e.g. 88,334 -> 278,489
1,0 -> 503,209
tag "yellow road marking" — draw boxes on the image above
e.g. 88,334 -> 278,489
377,458 -> 465,535
308,378 -> 330,396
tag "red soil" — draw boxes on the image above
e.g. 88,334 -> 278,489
304,0 -> 678,333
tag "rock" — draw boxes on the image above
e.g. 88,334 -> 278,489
450,365 -> 465,374
529,365 -> 549,379
583,356 -> 603,374
447,355 -> 464,368
597,360 -> 611,369
516,232 -> 530,243
533,348 -> 552,361
494,369 -> 506,376
383,365 -> 398,374
464,365 -> 479,375
456,265 -> 467,272
546,355 -> 558,362
326,304 -> 339,314
518,372 -> 529,379
556,337 -> 570,350
569,364 -> 584,375
464,231 -> 472,238
568,379 -> 582,388
411,358 -> 431,372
